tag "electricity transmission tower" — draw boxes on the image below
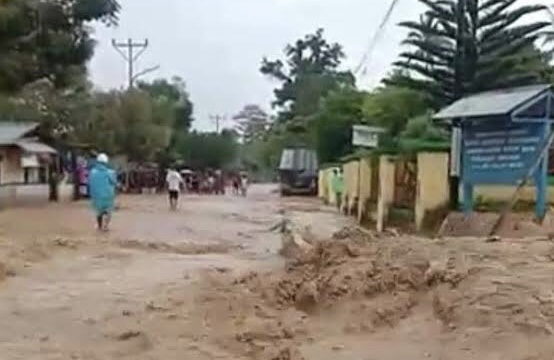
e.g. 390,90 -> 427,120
112,38 -> 159,89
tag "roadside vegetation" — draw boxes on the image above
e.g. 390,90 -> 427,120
0,0 -> 552,174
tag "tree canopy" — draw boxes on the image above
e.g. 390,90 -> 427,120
138,77 -> 194,136
174,130 -> 239,169
232,104 -> 270,143
261,28 -> 355,128
392,0 -> 550,106
2,0 -> 553,173
0,0 -> 120,93
312,88 -> 366,164
362,86 -> 430,137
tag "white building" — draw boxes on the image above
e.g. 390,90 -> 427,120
0,122 -> 71,206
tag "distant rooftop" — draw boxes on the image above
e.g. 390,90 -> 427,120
434,85 -> 551,120
0,122 -> 38,145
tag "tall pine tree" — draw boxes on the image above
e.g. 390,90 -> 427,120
392,0 -> 549,106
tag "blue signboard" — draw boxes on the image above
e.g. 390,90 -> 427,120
462,120 -> 545,185
461,118 -> 549,218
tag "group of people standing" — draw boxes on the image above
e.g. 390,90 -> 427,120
87,154 -> 250,231
186,169 -> 226,195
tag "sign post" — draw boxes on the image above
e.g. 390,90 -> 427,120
434,85 -> 554,221
352,125 -> 384,149
461,119 -> 549,219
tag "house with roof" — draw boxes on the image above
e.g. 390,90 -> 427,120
0,122 -> 72,206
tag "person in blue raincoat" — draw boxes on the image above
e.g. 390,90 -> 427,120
88,153 -> 117,231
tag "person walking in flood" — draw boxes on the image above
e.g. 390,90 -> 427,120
331,168 -> 344,212
165,166 -> 184,210
89,153 -> 117,231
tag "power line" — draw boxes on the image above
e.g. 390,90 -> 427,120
112,38 -> 157,89
353,0 -> 401,76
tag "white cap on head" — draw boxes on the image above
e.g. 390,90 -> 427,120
97,153 -> 109,164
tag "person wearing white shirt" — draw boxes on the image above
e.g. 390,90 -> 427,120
165,167 -> 184,210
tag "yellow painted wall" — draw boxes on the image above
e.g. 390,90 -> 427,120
318,169 -> 327,200
343,160 -> 360,214
325,167 -> 340,205
377,156 -> 396,232
470,185 -> 554,203
416,152 -> 450,230
357,157 -> 373,222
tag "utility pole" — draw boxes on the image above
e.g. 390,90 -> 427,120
210,114 -> 226,133
112,38 -> 154,89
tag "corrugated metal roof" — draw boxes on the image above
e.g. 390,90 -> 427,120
16,140 -> 56,154
434,85 -> 551,120
0,122 -> 38,145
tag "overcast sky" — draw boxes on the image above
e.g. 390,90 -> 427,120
89,0 -> 550,131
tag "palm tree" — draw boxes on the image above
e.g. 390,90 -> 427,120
392,0 -> 549,106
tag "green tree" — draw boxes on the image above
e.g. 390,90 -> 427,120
0,0 -> 119,93
175,131 -> 238,169
400,111 -> 447,142
73,90 -> 121,154
393,0 -> 549,106
312,88 -> 366,163
0,77 -> 94,144
114,90 -> 173,162
261,28 -> 355,130
138,77 -> 194,166
137,76 -> 194,132
232,104 -> 270,143
362,86 -> 430,137
68,89 -> 175,162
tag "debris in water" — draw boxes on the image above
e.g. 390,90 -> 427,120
116,330 -> 142,341
485,235 -> 501,243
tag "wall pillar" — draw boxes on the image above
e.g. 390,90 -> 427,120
416,152 -> 450,230
376,156 -> 396,232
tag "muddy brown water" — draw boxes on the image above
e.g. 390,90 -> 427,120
1,185 -> 553,359
0,185 -> 351,359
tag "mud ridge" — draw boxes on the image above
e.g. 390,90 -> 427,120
116,239 -> 236,255
177,226 -> 554,359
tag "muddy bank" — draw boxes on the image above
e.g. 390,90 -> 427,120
3,188 -> 554,359
176,227 -> 554,359
439,211 -> 554,238
116,238 -> 239,255
0,235 -> 83,281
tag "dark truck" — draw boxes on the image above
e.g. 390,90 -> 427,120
278,148 -> 318,196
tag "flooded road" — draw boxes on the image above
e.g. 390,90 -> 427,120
0,185 -> 348,359
3,185 -> 550,359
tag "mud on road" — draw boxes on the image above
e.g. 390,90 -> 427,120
1,185 -> 554,359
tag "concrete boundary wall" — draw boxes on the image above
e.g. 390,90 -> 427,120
318,169 -> 327,200
416,152 -> 450,230
320,167 -> 340,206
323,150 -> 554,232
471,185 -> 554,203
342,160 -> 360,215
323,151 -> 452,233
376,156 -> 396,232
357,157 -> 374,223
